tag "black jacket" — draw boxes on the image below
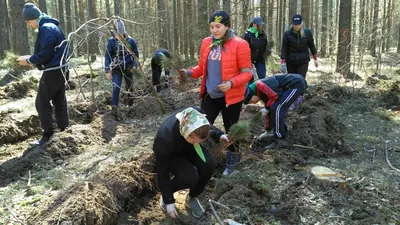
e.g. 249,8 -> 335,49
281,28 -> 317,65
243,29 -> 269,63
152,107 -> 223,204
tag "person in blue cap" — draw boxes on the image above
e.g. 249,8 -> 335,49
151,48 -> 171,92
243,16 -> 270,80
243,74 -> 307,148
17,3 -> 69,146
105,19 -> 139,120
280,14 -> 318,111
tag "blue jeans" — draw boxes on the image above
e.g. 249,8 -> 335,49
112,71 -> 134,106
255,61 -> 266,79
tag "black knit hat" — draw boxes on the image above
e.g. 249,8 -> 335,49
209,11 -> 230,27
22,3 -> 41,21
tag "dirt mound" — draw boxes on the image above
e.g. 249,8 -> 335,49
29,154 -> 156,225
283,108 -> 349,156
3,77 -> 37,99
0,114 -> 41,145
93,154 -> 156,203
28,182 -> 118,225
68,102 -> 98,124
379,81 -> 400,110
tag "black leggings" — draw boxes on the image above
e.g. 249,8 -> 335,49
200,95 -> 242,152
286,62 -> 309,78
169,145 -> 215,198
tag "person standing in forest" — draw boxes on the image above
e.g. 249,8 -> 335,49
243,16 -> 270,80
105,19 -> 139,120
151,48 -> 171,92
280,14 -> 318,110
180,11 -> 252,176
17,3 -> 69,146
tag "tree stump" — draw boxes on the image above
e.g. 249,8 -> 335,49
309,166 -> 349,191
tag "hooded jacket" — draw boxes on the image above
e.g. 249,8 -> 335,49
28,18 -> 67,70
104,36 -> 139,73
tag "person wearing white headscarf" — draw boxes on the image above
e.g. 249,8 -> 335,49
153,107 -> 229,219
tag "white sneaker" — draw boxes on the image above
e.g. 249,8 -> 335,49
222,167 -> 232,176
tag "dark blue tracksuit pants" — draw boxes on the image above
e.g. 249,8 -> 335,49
269,84 -> 305,138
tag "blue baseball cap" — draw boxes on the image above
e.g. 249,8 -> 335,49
252,16 -> 264,25
292,14 -> 302,25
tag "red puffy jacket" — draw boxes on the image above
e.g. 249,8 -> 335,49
190,36 -> 252,106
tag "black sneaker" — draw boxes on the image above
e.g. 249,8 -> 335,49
29,136 -> 51,146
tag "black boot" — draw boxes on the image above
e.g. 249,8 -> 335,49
29,135 -> 52,146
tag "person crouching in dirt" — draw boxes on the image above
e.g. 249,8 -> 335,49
244,74 -> 307,149
17,3 -> 69,146
104,19 -> 139,120
153,107 -> 229,219
151,48 -> 171,92
179,11 -> 252,176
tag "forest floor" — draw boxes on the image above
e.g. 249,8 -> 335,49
0,53 -> 399,225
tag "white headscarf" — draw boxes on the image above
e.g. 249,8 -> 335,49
175,107 -> 209,138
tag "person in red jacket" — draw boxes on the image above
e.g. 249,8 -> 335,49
180,11 -> 252,176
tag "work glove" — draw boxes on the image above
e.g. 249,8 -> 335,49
314,59 -> 319,68
259,108 -> 269,117
281,63 -> 287,74
166,203 -> 179,218
257,130 -> 275,140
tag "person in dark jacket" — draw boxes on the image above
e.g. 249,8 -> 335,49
151,48 -> 171,92
17,3 -> 69,146
153,107 -> 229,219
243,16 -> 269,79
281,14 -> 318,78
105,19 -> 139,115
280,14 -> 317,110
244,74 -> 307,148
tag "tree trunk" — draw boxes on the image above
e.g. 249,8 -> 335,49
183,0 -> 189,59
52,0 -> 58,19
105,0 -> 111,17
173,0 -> 179,52
10,0 -> 30,55
73,0 -> 79,28
65,0 -> 72,34
58,0 -> 65,30
197,0 -> 208,43
385,0 -> 393,51
78,0 -> 84,24
301,0 -> 310,26
114,0 -> 120,15
260,0 -> 266,25
314,1 -> 319,51
381,0 -> 387,52
336,0 -> 352,77
0,0 -> 11,57
157,0 -> 167,48
87,0 -> 97,60
39,0 -> 48,13
370,0 -> 379,56
398,24 -> 400,53
242,0 -> 250,36
267,0 -> 273,40
189,0 -> 195,59
289,0 -> 297,21
358,0 -> 365,53
320,0 -> 328,57
233,0 -> 238,31
223,0 -> 231,14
